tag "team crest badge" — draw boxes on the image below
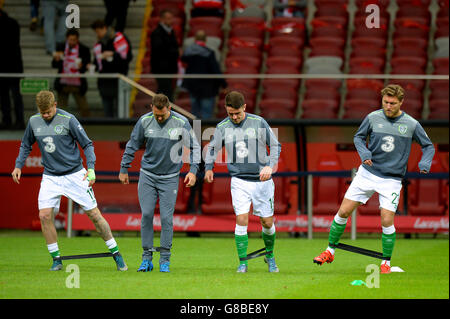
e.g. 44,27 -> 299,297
54,125 -> 64,134
168,128 -> 179,139
398,124 -> 408,134
245,127 -> 256,138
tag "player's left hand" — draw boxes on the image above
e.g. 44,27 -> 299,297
420,169 -> 428,174
260,166 -> 273,181
184,172 -> 197,187
83,169 -> 96,187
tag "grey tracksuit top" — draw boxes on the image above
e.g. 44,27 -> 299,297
120,110 -> 200,177
15,109 -> 95,176
205,113 -> 282,181
354,109 -> 435,180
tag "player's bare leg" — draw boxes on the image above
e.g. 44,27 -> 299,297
260,216 -> 279,272
314,198 -> 360,265
85,207 -> 127,271
235,213 -> 249,272
85,207 -> 113,241
380,208 -> 396,274
39,208 -> 62,270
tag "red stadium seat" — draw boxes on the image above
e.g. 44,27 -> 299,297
315,1 -> 349,20
408,156 -> 447,215
304,87 -> 340,102
229,24 -> 265,39
346,87 -> 380,101
226,78 -> 259,91
347,78 -> 384,91
390,79 -> 426,92
397,5 -> 431,22
259,98 -> 298,113
312,153 -> 347,214
311,25 -> 347,39
262,78 -> 301,91
428,108 -> 449,120
401,99 -> 423,119
225,55 -> 261,70
428,98 -> 449,112
349,56 -> 385,73
394,17 -> 430,39
392,37 -> 428,58
432,57 -> 449,74
266,56 -> 302,72
267,45 -> 302,58
429,80 -> 449,94
391,56 -> 427,73
227,45 -> 261,60
302,99 -> 339,112
311,36 -> 346,50
343,99 -> 379,119
259,107 -> 296,119
230,16 -> 265,29
228,36 -> 263,50
305,79 -> 342,90
351,37 -> 387,59
353,16 -> 388,38
301,108 -> 338,119
267,36 -> 304,52
262,86 -> 298,101
270,17 -> 306,38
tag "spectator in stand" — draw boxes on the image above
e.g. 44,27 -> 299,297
52,29 -> 91,117
273,0 -> 307,18
191,0 -> 224,17
181,30 -> 227,119
0,7 -> 25,130
150,9 -> 179,101
103,0 -> 135,33
91,19 -> 133,117
41,0 -> 68,55
29,0 -> 40,31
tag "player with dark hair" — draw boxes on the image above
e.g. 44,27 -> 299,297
204,91 -> 282,273
119,93 -> 200,273
313,84 -> 435,274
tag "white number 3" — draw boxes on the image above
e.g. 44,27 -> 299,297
381,135 -> 395,152
43,136 -> 56,153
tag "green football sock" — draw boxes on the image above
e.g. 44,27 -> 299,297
262,232 -> 275,259
109,246 -> 119,254
382,232 -> 396,258
328,220 -> 347,247
50,250 -> 60,258
235,234 -> 248,266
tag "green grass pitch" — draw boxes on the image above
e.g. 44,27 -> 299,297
0,232 -> 448,299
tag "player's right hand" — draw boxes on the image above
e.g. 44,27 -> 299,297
204,170 -> 214,183
11,168 -> 21,184
363,159 -> 373,166
119,173 -> 129,185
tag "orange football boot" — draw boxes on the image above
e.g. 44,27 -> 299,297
313,250 -> 334,265
380,262 -> 391,274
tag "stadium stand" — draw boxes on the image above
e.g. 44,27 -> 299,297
312,153 -> 349,214
408,155 -> 448,216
